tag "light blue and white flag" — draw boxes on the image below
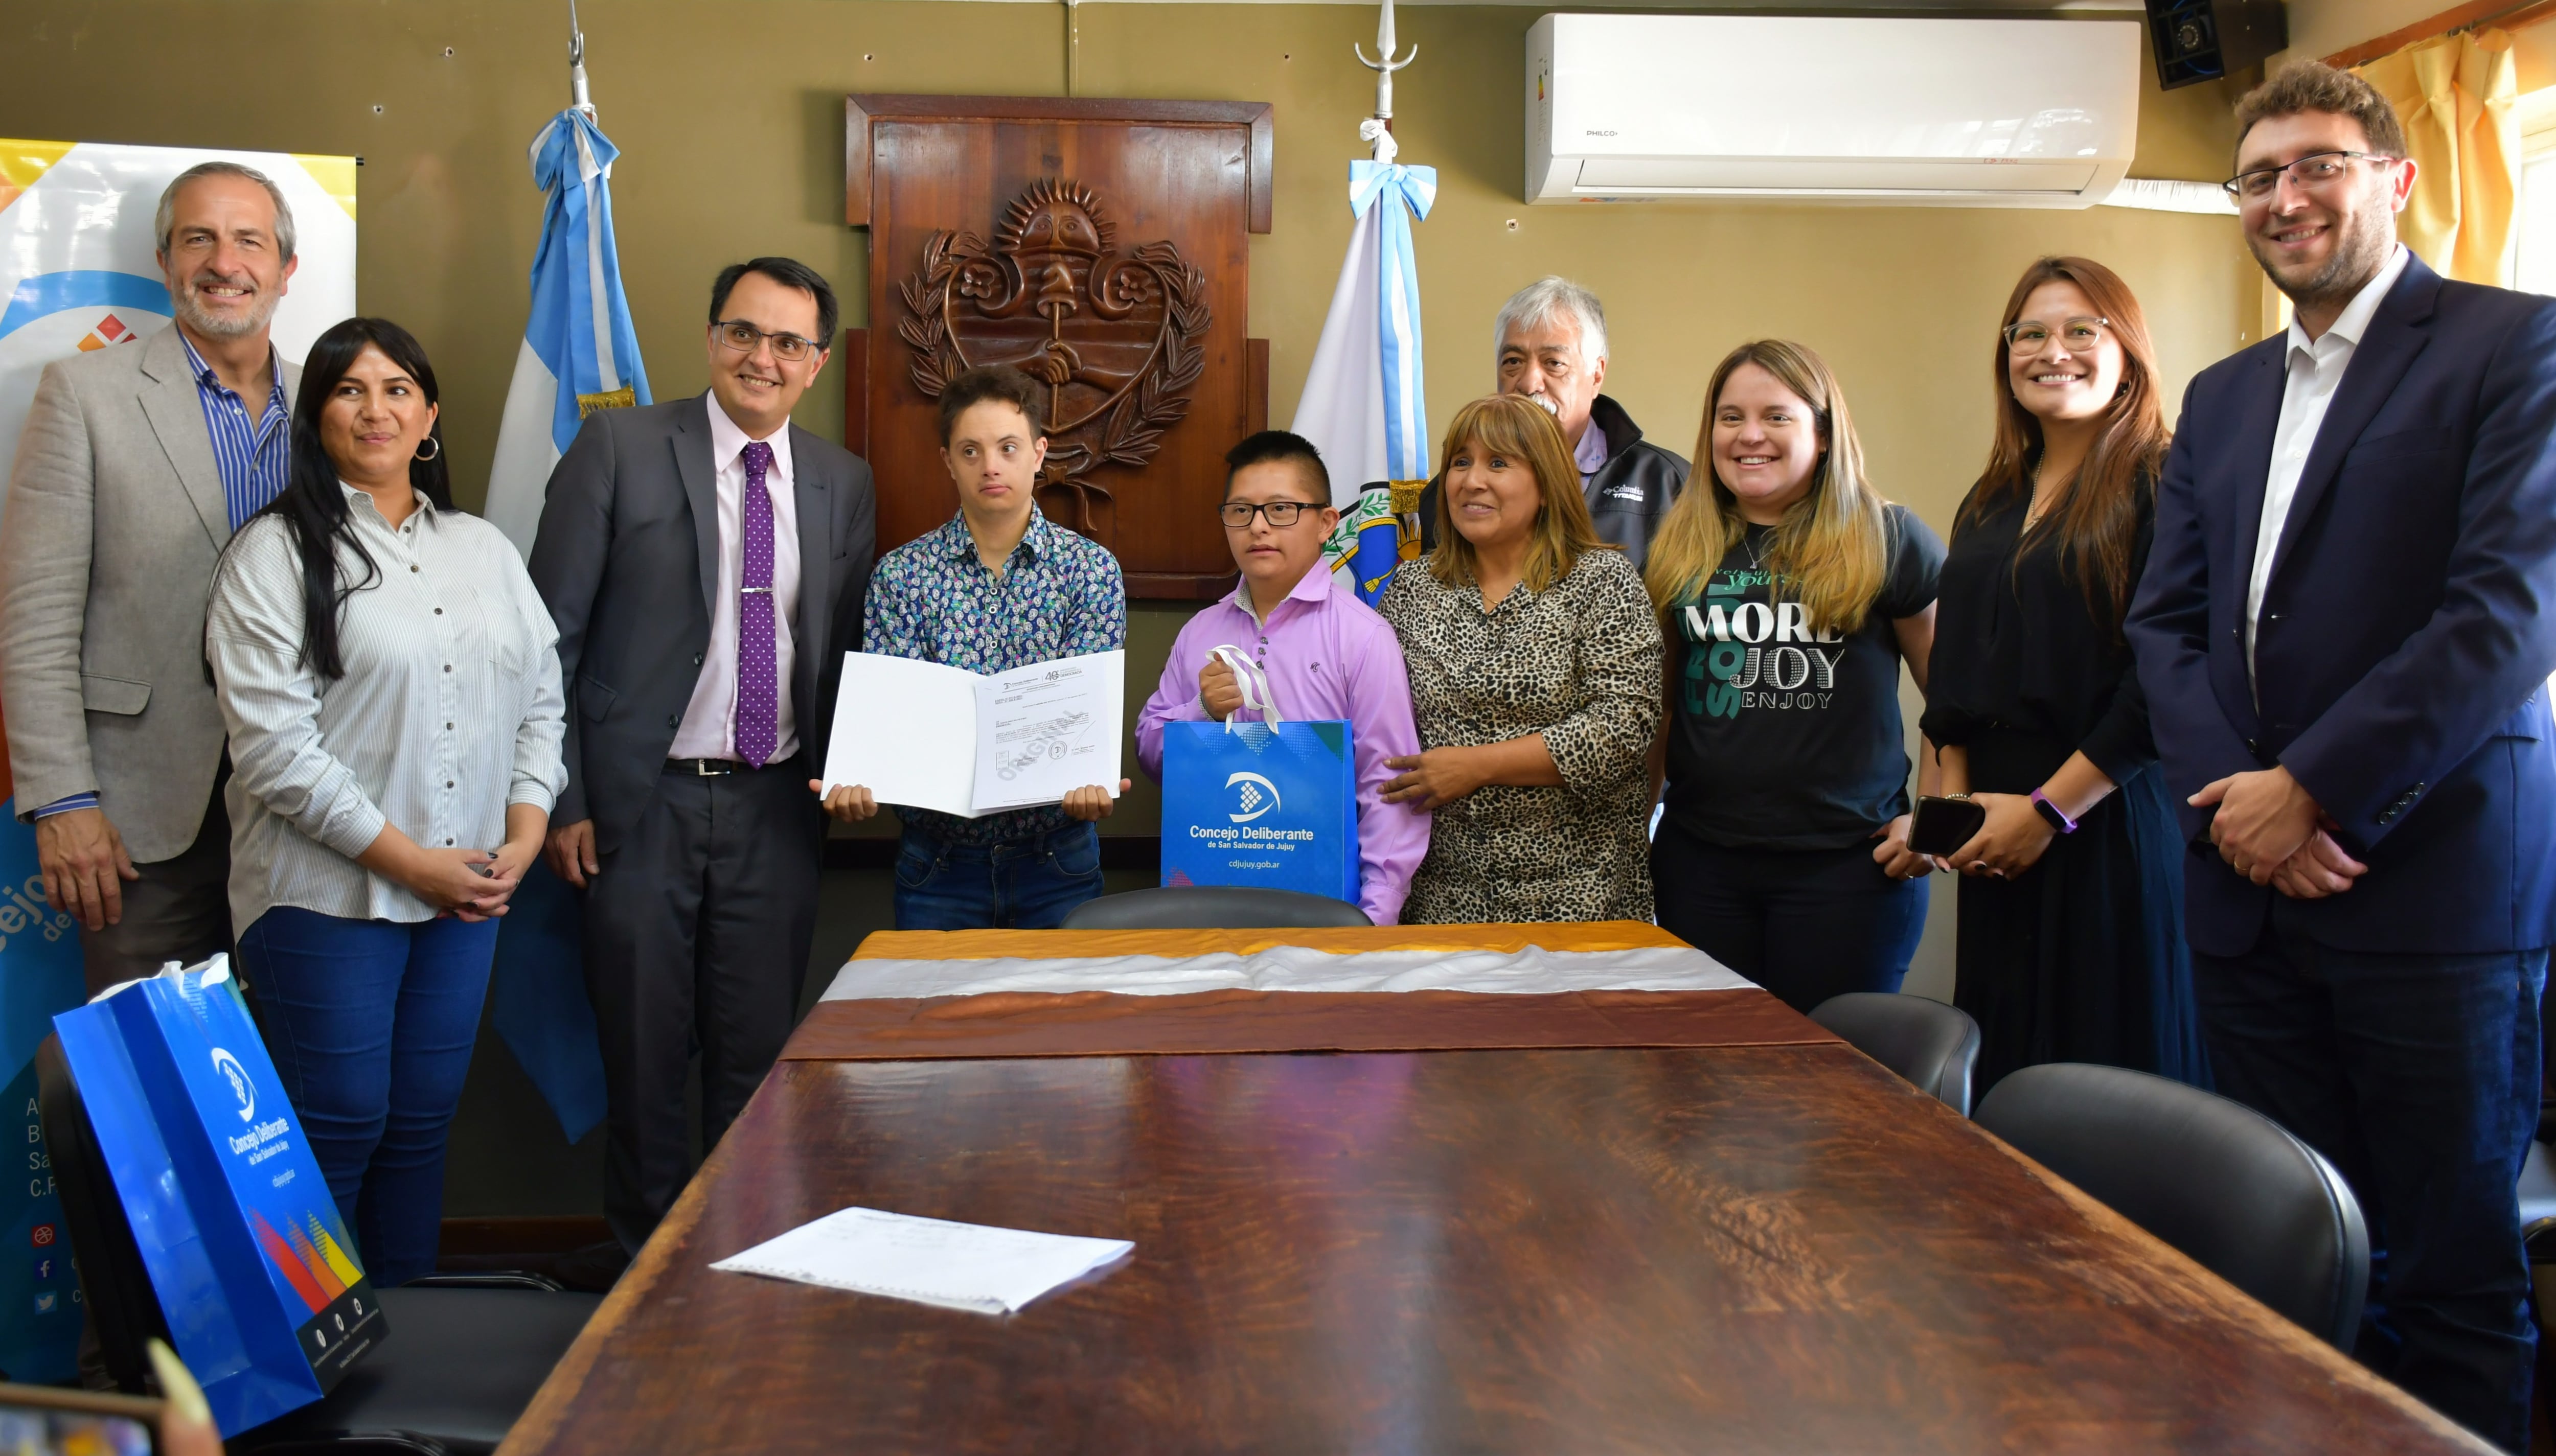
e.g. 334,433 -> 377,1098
482,108 -> 641,1145
1291,159 -> 1435,606
484,108 -> 650,557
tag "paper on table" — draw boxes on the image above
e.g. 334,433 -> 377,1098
819,649 -> 1123,818
709,1206 -> 1133,1314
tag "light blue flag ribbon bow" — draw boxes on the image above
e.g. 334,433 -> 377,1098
1349,162 -> 1436,484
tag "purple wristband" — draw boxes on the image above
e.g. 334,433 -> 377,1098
2030,788 -> 2079,835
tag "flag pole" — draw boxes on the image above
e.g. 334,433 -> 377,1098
568,0 -> 596,119
1354,0 -> 1417,163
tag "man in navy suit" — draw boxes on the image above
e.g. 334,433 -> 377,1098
2128,62 -> 2556,1451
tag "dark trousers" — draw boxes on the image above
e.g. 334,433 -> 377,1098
583,762 -> 821,1254
892,821 -> 1104,931
237,907 -> 499,1286
1650,821 -> 1927,1013
2195,911 -> 2544,1453
77,775 -> 230,996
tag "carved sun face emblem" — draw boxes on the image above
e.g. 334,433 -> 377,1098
898,178 -> 1211,539
1012,199 -> 1104,259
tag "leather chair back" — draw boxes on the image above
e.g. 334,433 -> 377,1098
35,1034 -> 168,1391
1061,886 -> 1372,930
1808,993 -> 1982,1116
1976,1062 -> 2369,1349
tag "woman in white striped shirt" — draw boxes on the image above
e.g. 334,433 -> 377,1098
207,317 -> 565,1285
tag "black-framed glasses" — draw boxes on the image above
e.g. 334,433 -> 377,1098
1218,499 -> 1321,528
2003,316 -> 2111,354
713,319 -> 821,361
2221,150 -> 2400,201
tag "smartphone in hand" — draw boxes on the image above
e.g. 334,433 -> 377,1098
1906,795 -> 1987,858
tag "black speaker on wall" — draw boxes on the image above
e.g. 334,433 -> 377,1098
2147,0 -> 2288,89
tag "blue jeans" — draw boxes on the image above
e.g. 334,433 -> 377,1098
2195,912 -> 2545,1453
236,907 -> 499,1286
893,822 -> 1105,931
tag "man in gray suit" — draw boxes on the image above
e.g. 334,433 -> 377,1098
530,257 -> 876,1252
1,161 -> 301,992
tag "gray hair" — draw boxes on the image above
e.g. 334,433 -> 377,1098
1493,275 -> 1608,365
154,161 -> 297,262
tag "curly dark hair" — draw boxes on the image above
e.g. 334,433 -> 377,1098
935,365 -> 1047,446
2233,61 -> 2408,166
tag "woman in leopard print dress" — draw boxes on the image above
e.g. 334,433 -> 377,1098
1378,395 -> 1663,923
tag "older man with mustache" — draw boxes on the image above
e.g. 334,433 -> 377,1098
1418,276 -> 1689,569
1,161 -> 301,991
2128,62 -> 2556,1452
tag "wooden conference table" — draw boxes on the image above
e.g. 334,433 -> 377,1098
501,923 -> 2486,1454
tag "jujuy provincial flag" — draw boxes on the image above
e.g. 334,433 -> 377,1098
1291,160 -> 1435,606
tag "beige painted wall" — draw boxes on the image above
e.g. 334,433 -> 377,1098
4,2 -> 2251,510
2276,0 -> 2556,86
5,1 -> 2256,992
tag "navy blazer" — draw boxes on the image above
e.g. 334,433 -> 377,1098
2126,253 -> 2556,958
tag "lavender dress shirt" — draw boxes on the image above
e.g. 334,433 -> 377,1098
1136,566 -> 1430,925
669,396 -> 802,762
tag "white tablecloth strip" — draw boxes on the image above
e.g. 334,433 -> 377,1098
820,944 -> 1753,1003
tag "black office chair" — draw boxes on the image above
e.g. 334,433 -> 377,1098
1975,1062 -> 2369,1350
35,1035 -> 600,1455
1808,992 -> 1982,1116
1061,885 -> 1372,930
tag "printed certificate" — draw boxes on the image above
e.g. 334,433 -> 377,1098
819,650 -> 1124,818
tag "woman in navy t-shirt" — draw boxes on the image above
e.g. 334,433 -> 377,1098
1645,339 -> 1944,1012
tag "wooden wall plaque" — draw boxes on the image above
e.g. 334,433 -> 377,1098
846,95 -> 1274,599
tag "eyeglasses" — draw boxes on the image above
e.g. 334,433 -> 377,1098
713,319 -> 821,362
2220,150 -> 2400,201
2003,317 -> 2111,354
1217,499 -> 1323,528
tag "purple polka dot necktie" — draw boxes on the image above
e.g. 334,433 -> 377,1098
735,440 -> 778,768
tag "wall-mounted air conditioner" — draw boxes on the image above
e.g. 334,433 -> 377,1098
1527,14 -> 2144,208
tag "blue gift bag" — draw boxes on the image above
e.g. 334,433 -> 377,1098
1160,647 -> 1361,905
53,958 -> 381,1436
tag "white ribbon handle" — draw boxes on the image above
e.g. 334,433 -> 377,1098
1207,644 -> 1284,729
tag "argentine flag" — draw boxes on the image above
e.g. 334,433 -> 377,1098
481,107 -> 644,1145
1292,159 -> 1435,607
484,108 -> 650,557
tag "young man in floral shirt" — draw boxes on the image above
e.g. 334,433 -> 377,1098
834,365 -> 1127,928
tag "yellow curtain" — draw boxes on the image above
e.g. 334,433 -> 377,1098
2357,29 -> 2523,285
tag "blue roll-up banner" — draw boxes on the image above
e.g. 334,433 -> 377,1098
54,960 -> 381,1436
2,804 -> 85,1383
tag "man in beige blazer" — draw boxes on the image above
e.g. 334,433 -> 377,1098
0,161 -> 301,991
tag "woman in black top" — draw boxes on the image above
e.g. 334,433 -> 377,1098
1645,340 -> 1943,1013
1923,256 -> 2205,1092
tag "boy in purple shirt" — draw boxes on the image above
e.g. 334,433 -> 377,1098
1136,432 -> 1429,923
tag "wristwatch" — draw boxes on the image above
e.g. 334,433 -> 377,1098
2029,788 -> 2079,835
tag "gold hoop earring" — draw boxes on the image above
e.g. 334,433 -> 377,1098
415,436 -> 441,463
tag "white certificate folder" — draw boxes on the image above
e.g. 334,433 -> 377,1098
821,649 -> 1124,818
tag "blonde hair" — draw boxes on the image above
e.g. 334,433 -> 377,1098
1427,395 -> 1609,594
1644,339 -> 1890,634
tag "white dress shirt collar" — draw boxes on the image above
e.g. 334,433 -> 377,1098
2286,243 -> 2411,362
338,480 -> 436,525
705,392 -> 794,486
